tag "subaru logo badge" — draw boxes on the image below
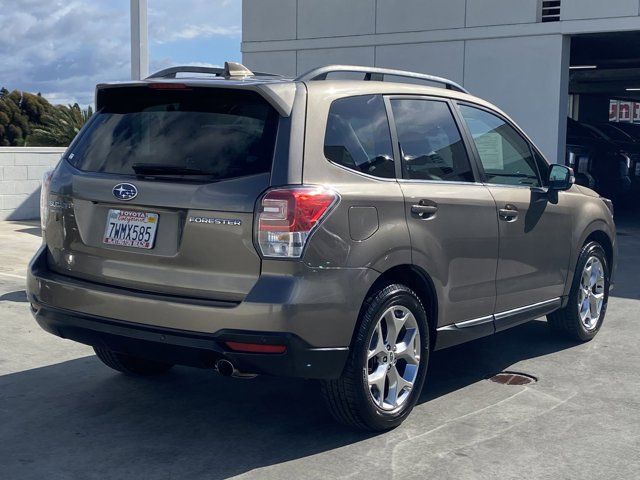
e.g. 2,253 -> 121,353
112,183 -> 138,201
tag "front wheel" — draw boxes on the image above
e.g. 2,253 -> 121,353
547,241 -> 610,342
321,284 -> 430,431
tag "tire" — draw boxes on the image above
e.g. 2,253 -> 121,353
547,241 -> 610,342
93,347 -> 174,376
321,284 -> 430,431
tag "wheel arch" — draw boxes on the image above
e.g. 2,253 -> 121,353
352,264 -> 439,350
564,221 -> 616,299
584,230 -> 614,268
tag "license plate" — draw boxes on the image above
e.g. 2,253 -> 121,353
103,209 -> 158,249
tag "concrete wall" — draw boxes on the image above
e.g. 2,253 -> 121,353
464,35 -> 570,163
561,0 -> 640,21
465,0 -> 540,27
0,148 -> 65,221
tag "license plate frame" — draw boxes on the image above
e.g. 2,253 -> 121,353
103,209 -> 159,250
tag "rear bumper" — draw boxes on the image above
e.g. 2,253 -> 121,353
27,246 -> 377,379
32,304 -> 348,379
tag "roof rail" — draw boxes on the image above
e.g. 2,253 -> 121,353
148,62 -> 282,80
295,65 -> 469,94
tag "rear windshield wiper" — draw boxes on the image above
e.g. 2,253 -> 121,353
131,163 -> 211,176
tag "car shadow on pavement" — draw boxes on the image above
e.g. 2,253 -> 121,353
8,220 -> 42,238
0,290 -> 28,302
421,319 -> 576,404
0,320 -> 577,479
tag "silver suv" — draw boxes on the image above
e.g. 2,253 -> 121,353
28,63 -> 616,430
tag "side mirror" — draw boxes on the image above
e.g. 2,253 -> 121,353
548,164 -> 575,191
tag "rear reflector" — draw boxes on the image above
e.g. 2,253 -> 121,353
225,341 -> 287,354
256,186 -> 338,258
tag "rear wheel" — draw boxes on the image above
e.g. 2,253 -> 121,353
547,241 -> 610,342
93,347 -> 174,376
321,284 -> 429,431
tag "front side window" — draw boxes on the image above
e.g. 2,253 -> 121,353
324,95 -> 395,179
391,98 -> 474,182
459,105 -> 541,187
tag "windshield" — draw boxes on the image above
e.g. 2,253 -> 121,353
66,87 -> 279,181
596,124 -> 635,142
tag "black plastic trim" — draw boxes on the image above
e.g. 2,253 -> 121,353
30,302 -> 349,380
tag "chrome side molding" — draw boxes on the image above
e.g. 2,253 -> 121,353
434,297 -> 562,350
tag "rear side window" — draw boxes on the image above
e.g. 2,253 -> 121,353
66,87 -> 278,181
391,98 -> 474,182
324,95 -> 395,179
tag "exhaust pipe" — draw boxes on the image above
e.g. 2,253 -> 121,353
215,359 -> 257,379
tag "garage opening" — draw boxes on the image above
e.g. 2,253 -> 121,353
568,31 -> 640,209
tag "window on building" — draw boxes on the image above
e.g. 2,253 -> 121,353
324,95 -> 395,179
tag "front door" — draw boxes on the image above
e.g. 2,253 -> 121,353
458,104 -> 572,319
389,97 -> 499,329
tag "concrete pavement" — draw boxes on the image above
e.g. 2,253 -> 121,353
0,217 -> 639,479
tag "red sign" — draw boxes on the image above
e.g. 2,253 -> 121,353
619,101 -> 633,122
608,99 -> 640,123
609,100 -> 619,122
634,103 -> 640,123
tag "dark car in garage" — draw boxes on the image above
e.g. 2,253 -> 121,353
607,122 -> 640,143
566,118 -> 632,200
585,122 -> 640,194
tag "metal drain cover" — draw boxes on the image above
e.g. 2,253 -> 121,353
489,372 -> 537,385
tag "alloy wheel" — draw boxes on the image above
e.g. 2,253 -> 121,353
578,256 -> 606,330
366,305 -> 421,411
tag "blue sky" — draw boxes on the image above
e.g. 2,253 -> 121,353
0,0 -> 242,106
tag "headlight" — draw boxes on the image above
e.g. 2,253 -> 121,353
40,169 -> 54,232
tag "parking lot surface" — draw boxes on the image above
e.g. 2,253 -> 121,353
1,217 -> 639,480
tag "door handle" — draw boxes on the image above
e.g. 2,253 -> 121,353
498,205 -> 519,222
411,201 -> 438,219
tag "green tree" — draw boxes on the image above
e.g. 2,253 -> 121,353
0,90 -> 30,146
29,103 -> 93,147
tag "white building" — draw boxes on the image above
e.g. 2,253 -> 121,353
241,0 -> 640,164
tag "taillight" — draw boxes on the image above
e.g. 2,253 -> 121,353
256,186 -> 338,258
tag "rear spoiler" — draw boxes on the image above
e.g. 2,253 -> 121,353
95,80 -> 298,117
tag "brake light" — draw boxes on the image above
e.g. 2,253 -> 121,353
257,186 -> 338,258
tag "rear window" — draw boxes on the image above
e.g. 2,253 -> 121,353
66,87 -> 279,181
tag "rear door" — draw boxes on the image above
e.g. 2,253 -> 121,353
388,96 -> 499,328
457,103 -> 572,321
46,86 -> 280,302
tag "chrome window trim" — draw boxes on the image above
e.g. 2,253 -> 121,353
397,178 -> 484,187
481,182 -> 546,191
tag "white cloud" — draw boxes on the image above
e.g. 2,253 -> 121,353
161,24 -> 241,42
0,0 -> 241,106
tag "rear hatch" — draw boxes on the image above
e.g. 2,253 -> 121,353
46,85 -> 280,302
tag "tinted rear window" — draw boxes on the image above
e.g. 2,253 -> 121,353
66,87 -> 278,181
